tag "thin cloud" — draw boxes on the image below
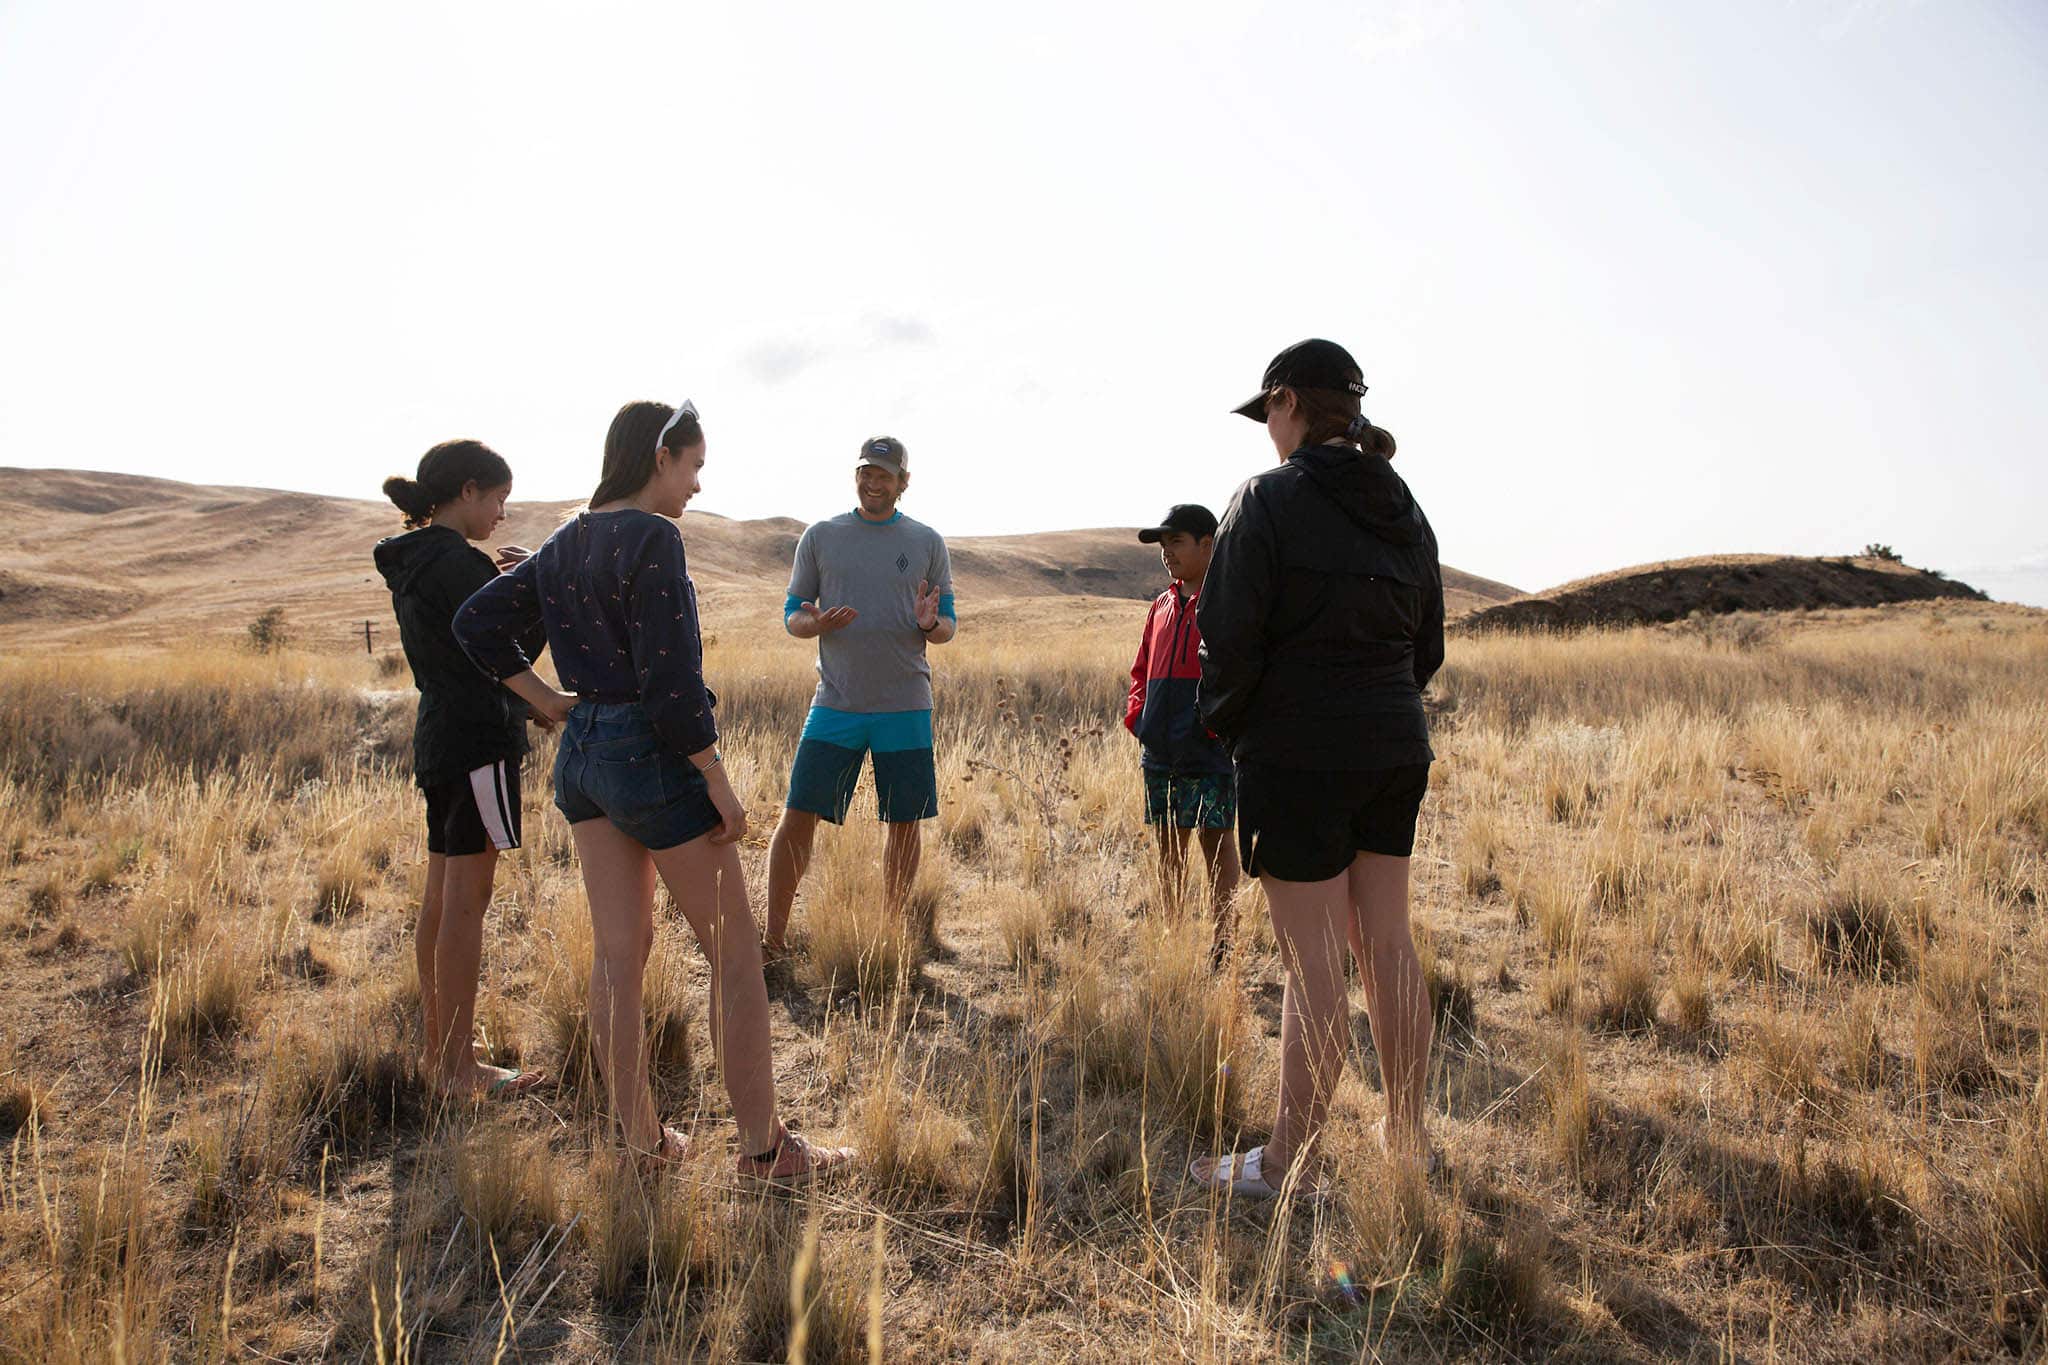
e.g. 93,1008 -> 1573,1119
1352,0 -> 1472,62
740,339 -> 825,385
1957,550 -> 2048,577
871,315 -> 936,347
1808,0 -> 1932,42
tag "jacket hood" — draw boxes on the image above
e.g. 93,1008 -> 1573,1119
1287,445 -> 1426,545
374,525 -> 468,594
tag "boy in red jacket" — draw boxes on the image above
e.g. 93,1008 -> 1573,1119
1125,504 -> 1242,956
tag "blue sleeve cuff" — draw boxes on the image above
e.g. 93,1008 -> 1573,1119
938,593 -> 955,621
783,594 -> 804,617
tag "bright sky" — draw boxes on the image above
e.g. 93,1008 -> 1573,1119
3,1 -> 2044,603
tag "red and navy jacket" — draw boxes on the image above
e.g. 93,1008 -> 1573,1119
1124,581 -> 1232,775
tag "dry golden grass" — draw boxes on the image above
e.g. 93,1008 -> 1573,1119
0,599 -> 2044,1360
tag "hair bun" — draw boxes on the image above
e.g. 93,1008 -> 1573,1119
382,475 -> 434,522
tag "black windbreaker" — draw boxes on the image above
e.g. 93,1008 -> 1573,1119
373,526 -> 544,787
1196,444 -> 1445,771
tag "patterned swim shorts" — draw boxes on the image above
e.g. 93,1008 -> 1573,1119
1142,769 -> 1236,831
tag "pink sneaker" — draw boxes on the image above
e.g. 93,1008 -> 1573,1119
736,1126 -> 857,1187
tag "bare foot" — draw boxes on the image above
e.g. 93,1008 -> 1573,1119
1374,1116 -> 1439,1175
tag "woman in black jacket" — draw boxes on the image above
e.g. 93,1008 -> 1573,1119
375,440 -> 548,1100
1191,339 -> 1445,1196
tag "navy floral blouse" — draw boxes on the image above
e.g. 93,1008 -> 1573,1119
455,509 -> 718,756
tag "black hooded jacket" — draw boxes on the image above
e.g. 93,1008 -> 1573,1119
1195,444 -> 1444,770
373,526 -> 545,787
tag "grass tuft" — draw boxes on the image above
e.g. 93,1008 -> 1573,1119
1807,861 -> 1913,978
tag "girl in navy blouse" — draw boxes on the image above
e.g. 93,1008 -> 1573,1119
457,399 -> 855,1184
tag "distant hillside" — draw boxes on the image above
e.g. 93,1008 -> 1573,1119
1459,554 -> 1988,632
0,468 -> 1522,651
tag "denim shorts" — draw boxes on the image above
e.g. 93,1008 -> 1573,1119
553,702 -> 720,851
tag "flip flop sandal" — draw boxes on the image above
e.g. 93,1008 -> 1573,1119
1190,1147 -> 1282,1200
466,1069 -> 546,1102
737,1126 -> 857,1187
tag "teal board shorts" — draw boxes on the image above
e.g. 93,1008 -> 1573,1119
1143,769 -> 1237,831
787,706 -> 939,824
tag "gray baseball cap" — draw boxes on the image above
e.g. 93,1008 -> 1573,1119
858,435 -> 907,475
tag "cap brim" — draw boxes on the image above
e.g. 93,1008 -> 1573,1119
1136,527 -> 1169,543
1231,391 -> 1269,422
857,455 -> 904,474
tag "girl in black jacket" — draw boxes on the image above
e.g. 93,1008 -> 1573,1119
375,440 -> 547,1101
1191,340 -> 1444,1197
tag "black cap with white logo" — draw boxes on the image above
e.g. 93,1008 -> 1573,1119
1137,504 -> 1219,544
1232,338 -> 1368,421
858,436 -> 907,476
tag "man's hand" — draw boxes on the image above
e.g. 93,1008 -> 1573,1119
494,545 -> 533,572
787,600 -> 858,639
914,580 -> 942,632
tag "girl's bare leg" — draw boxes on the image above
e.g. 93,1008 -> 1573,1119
416,853 -> 447,1083
1349,852 -> 1430,1153
432,847 -> 508,1091
649,833 -> 779,1154
572,819 -> 661,1149
1260,871 -> 1352,1172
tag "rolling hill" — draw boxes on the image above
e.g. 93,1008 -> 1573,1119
1458,553 -> 1988,632
0,468 -> 1524,652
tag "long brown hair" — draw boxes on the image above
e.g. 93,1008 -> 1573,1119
590,401 -> 702,507
1289,387 -> 1397,459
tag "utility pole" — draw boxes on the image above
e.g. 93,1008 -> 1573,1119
363,620 -> 373,654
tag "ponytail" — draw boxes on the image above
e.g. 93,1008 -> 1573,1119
1343,413 -> 1398,460
1295,389 -> 1398,459
382,439 -> 512,528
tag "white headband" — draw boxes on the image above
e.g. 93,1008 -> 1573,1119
655,399 -> 699,452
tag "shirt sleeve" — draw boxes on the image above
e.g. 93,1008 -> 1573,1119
1124,599 -> 1154,735
455,552 -> 545,681
1195,481 -> 1277,744
1414,527 -> 1446,693
627,519 -> 719,756
930,533 -> 955,621
786,525 -> 820,607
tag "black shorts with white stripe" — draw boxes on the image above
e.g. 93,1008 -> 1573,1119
423,759 -> 523,856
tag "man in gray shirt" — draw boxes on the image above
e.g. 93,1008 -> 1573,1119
765,436 -> 956,952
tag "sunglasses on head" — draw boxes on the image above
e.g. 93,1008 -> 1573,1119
655,399 -> 699,452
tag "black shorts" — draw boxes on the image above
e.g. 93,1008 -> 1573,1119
1235,762 -> 1430,883
423,760 -> 523,856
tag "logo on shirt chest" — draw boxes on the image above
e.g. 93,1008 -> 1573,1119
895,553 -> 910,573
